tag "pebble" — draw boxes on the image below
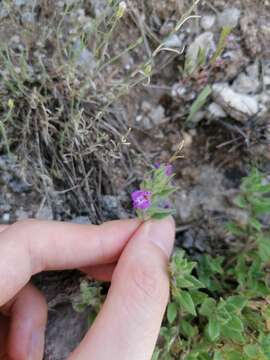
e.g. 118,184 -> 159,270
233,73 -> 260,94
149,105 -> 166,126
2,213 -> 10,223
213,83 -> 259,122
217,8 -> 241,29
200,14 -> 216,30
36,205 -> 53,220
163,34 -> 184,48
208,102 -> 227,118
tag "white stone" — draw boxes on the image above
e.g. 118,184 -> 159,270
2,213 -> 10,223
164,34 -> 183,48
233,73 -> 260,94
201,14 -> 216,30
208,102 -> 227,118
213,83 -> 259,122
217,8 -> 241,29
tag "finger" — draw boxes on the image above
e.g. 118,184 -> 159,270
81,263 -> 116,282
0,219 -> 140,305
0,225 -> 9,233
4,284 -> 47,360
70,217 -> 175,360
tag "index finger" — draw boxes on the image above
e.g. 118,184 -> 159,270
0,218 -> 140,306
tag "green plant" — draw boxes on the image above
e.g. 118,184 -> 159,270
72,280 -> 104,326
154,168 -> 270,359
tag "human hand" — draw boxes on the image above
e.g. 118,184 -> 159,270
0,217 -> 175,360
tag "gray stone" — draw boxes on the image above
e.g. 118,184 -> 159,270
15,208 -> 29,220
71,216 -> 91,224
149,105 -> 166,126
213,83 -> 259,122
21,12 -> 35,24
232,73 -> 260,94
200,14 -> 216,30
76,48 -> 96,70
36,205 -> 53,220
15,0 -> 29,6
163,34 -> 184,48
208,102 -> 227,118
217,8 -> 241,29
2,213 -> 10,223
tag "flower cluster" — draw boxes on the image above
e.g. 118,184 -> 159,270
131,163 -> 176,220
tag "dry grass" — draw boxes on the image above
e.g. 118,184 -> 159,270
0,0 -> 200,221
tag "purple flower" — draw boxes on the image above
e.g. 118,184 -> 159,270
132,190 -> 152,210
163,201 -> 172,209
165,164 -> 173,176
154,163 -> 174,177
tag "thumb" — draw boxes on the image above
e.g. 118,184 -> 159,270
70,217 -> 175,360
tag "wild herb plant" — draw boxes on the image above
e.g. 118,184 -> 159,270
153,168 -> 270,360
74,168 -> 270,359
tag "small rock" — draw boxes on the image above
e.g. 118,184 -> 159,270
246,62 -> 260,79
36,205 -> 53,220
102,195 -> 128,219
186,32 -> 215,74
213,83 -> 259,122
217,8 -> 241,29
2,213 -> 10,223
77,48 -> 96,69
15,0 -> 29,6
233,72 -> 260,94
208,102 -> 227,118
163,34 -> 184,48
0,7 -> 9,20
200,14 -> 216,30
171,83 -> 187,98
149,105 -> 166,126
141,101 -> 152,114
15,208 -> 29,220
21,12 -> 35,24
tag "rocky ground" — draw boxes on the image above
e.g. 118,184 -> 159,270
0,0 -> 270,358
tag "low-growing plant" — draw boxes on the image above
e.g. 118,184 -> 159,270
154,168 -> 270,359
74,168 -> 270,359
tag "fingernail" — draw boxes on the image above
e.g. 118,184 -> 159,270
144,217 -> 175,258
29,329 -> 44,360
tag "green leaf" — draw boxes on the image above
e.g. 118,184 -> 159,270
248,197 -> 270,215
177,275 -> 205,289
226,222 -> 246,236
180,319 -> 197,338
207,317 -> 221,342
176,290 -> 197,316
154,187 -> 177,198
186,85 -> 212,125
199,298 -> 217,318
213,351 -> 223,360
244,344 -> 260,359
167,302 -> 177,324
225,296 -> 248,313
189,290 -> 208,306
250,218 -> 262,231
226,315 -> 244,332
210,26 -> 232,64
234,195 -> 248,208
258,236 -> 270,262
